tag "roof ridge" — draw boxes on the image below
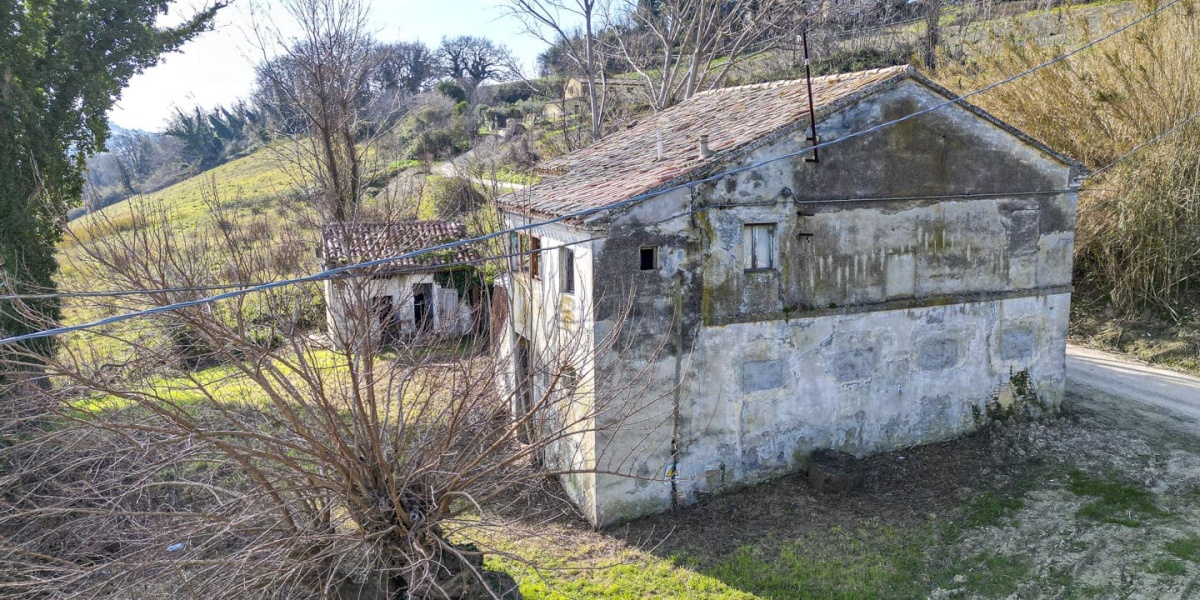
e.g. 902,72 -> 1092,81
322,219 -> 460,229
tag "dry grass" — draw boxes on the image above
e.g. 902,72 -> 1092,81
939,0 -> 1200,315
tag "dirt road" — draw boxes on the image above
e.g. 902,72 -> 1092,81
1067,344 -> 1200,439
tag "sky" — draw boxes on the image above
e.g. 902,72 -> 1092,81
108,0 -> 556,132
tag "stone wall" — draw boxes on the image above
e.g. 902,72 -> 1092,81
578,78 -> 1079,526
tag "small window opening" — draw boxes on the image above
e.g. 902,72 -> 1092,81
512,233 -> 541,276
530,236 -> 542,279
743,223 -> 777,271
560,366 -> 579,398
639,246 -> 658,271
508,233 -> 521,273
561,248 -> 576,294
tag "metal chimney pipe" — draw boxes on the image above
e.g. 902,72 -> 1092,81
699,134 -> 714,159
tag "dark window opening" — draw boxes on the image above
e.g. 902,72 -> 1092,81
412,283 -> 434,333
530,236 -> 542,279
562,248 -> 575,294
560,366 -> 579,399
639,246 -> 657,271
372,295 -> 401,344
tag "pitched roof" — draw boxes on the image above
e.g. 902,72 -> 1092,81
499,65 -> 1081,220
321,220 -> 477,273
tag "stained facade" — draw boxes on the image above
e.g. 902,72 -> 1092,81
497,66 -> 1085,526
320,221 -> 478,347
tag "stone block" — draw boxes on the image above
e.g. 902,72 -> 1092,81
885,253 -> 916,299
1000,328 -> 1034,361
833,348 -> 875,383
919,338 -> 959,371
743,359 -> 784,392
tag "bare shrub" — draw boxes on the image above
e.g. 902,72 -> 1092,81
1,200 -> 668,598
423,176 -> 487,220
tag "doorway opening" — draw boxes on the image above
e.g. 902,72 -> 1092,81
412,283 -> 434,333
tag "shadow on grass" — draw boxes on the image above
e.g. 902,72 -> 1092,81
597,426 -> 1046,599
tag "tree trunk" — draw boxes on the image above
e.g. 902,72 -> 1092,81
584,12 -> 602,141
924,0 -> 943,71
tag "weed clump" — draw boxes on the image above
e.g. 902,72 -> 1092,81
1150,558 -> 1187,576
1067,469 -> 1163,526
964,491 -> 1026,528
1165,535 -> 1200,563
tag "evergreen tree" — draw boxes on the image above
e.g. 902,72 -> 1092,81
0,0 -> 222,379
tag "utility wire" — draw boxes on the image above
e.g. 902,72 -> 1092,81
1088,111 -> 1200,178
0,188 -> 1078,302
0,0 -> 1182,347
0,283 -> 275,302
18,0 -> 1179,304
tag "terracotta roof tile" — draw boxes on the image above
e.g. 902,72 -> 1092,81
499,66 -> 913,219
322,221 -> 477,272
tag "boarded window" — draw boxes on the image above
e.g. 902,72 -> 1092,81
743,223 -> 776,271
561,247 -> 575,294
640,246 -> 657,271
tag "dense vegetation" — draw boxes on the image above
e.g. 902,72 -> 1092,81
0,0 -> 220,378
942,0 -> 1200,317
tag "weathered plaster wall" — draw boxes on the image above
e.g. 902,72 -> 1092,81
324,273 -> 472,347
497,217 -> 602,522
674,292 -> 1069,504
697,78 -> 1077,324
575,79 -> 1079,526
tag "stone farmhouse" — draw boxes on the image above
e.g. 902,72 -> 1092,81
320,221 -> 479,347
496,65 -> 1086,526
543,77 -> 644,119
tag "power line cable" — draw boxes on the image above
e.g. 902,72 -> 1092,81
4,187 -> 1084,302
0,282 -> 275,302
1088,111 -> 1200,178
13,0 -> 1177,304
0,0 -> 1182,347
1,189 -> 1077,302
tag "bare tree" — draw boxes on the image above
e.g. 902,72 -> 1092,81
0,185 -> 670,597
109,130 -> 156,194
436,36 -> 516,95
609,0 -> 797,111
251,0 -> 381,223
504,0 -> 609,140
374,41 -> 441,95
922,0 -> 944,70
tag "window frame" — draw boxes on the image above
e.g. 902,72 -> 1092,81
512,232 -> 543,279
561,247 -> 576,294
530,235 -> 542,280
743,223 -> 777,272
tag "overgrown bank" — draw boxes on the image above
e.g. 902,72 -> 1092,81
936,0 -> 1200,370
